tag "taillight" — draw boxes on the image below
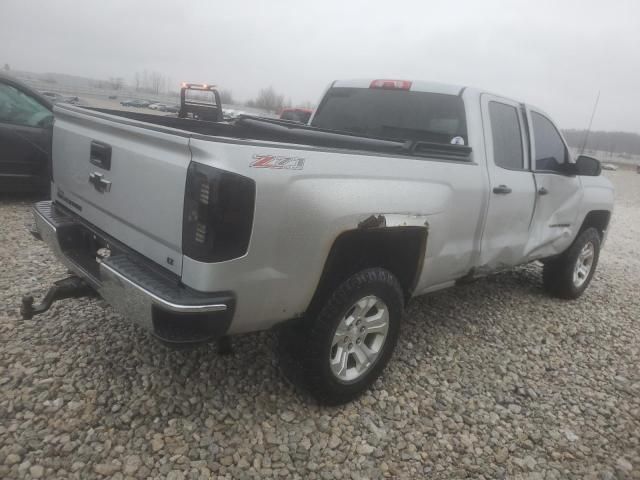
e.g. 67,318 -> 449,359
183,162 -> 256,262
369,79 -> 412,90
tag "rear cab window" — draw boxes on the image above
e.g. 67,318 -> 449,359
488,101 -> 525,170
310,86 -> 467,146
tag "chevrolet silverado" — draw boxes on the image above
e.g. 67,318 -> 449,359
25,78 -> 614,404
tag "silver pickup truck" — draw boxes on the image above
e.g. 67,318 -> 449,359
27,78 -> 614,404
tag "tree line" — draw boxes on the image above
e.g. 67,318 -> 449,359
100,74 -> 309,112
562,129 -> 640,156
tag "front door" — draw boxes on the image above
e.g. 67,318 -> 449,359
524,108 -> 582,259
479,94 -> 537,271
0,81 -> 52,191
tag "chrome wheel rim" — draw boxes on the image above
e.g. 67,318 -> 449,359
573,242 -> 595,288
329,295 -> 389,383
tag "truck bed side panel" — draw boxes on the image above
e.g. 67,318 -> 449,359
182,137 -> 487,334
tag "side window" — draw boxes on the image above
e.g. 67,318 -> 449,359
489,101 -> 524,170
0,83 -> 52,128
531,112 -> 568,173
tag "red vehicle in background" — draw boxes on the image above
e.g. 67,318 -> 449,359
279,107 -> 312,124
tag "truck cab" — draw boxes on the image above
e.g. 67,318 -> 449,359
310,79 -> 611,279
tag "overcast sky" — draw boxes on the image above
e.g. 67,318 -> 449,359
1,0 -> 638,131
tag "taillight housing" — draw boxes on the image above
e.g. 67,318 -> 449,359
182,162 -> 256,262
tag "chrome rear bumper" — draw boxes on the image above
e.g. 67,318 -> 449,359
33,201 -> 234,343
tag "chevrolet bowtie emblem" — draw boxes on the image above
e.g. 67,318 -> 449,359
89,172 -> 112,193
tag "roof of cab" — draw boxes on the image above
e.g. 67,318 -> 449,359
332,78 -> 465,96
329,78 -> 548,115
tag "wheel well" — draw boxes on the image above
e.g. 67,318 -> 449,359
307,227 -> 427,315
579,210 -> 611,239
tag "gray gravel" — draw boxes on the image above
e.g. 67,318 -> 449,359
1,170 -> 639,480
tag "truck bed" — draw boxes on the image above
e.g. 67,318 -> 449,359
86,107 -> 472,162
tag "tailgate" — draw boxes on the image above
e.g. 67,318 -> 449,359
51,106 -> 190,275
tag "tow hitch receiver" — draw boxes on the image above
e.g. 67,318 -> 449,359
21,275 -> 95,320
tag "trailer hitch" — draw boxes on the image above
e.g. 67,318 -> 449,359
21,275 -> 95,320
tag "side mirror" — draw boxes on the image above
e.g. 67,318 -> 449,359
574,155 -> 601,176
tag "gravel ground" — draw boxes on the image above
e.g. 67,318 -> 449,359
1,170 -> 639,480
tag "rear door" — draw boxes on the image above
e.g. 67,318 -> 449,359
479,95 -> 537,270
524,108 -> 582,258
52,106 -> 191,274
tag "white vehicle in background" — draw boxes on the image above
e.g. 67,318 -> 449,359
148,103 -> 169,111
26,78 -> 614,404
222,108 -> 237,119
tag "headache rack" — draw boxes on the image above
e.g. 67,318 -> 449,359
178,82 -> 223,122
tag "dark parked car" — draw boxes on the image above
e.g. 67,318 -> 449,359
64,95 -> 81,105
41,91 -> 63,102
0,73 -> 53,193
120,99 -> 151,108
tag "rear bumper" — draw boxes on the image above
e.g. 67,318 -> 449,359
33,200 -> 234,343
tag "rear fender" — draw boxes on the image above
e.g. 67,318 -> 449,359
305,213 -> 429,317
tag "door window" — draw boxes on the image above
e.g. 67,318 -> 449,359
531,112 -> 568,173
0,83 -> 52,128
489,101 -> 524,170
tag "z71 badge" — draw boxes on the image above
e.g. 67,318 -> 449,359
250,154 -> 305,170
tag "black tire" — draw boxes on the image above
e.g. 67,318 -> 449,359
277,268 -> 404,405
542,227 -> 601,299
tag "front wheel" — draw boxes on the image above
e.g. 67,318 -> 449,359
277,268 -> 404,405
542,227 -> 601,299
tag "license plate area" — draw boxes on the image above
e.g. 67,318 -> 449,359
57,224 -> 120,283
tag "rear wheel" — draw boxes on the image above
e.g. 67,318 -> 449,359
542,228 -> 601,299
277,268 -> 404,405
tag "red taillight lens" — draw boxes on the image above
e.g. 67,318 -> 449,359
369,79 -> 412,90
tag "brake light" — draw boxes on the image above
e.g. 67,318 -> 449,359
369,79 -> 412,90
183,163 -> 256,262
